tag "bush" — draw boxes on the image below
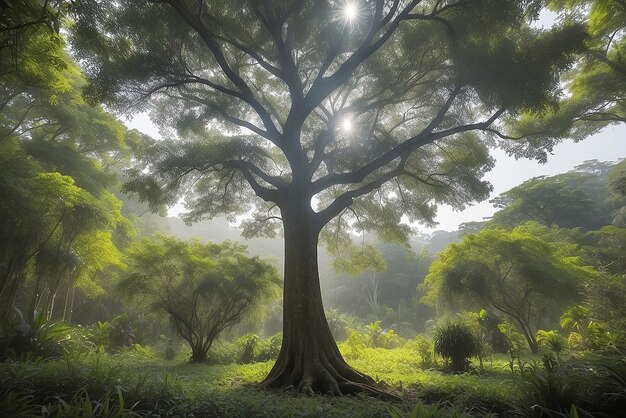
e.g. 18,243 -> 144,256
340,329 -> 368,360
536,330 -> 567,359
233,333 -> 282,364
325,309 -> 361,341
235,334 -> 260,364
0,308 -> 87,360
366,321 -> 401,349
408,335 -> 435,368
433,322 -> 479,373
206,340 -> 237,365
256,333 -> 282,362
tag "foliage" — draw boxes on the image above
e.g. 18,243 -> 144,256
339,329 -> 369,360
581,226 -> 626,274
366,321 -> 401,349
433,322 -> 479,373
0,308 -> 80,360
514,356 -> 626,418
233,333 -> 283,364
91,313 -> 140,351
423,223 -> 595,353
536,331 -> 568,359
515,356 -> 579,417
408,335 -> 436,369
498,321 -> 527,373
0,1 -> 136,331
511,0 -> 626,142
489,171 -> 613,230
325,309 -> 362,341
608,158 -> 626,203
121,236 -> 281,362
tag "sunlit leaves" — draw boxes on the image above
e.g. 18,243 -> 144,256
421,222 -> 596,350
120,235 -> 281,359
511,0 -> 626,145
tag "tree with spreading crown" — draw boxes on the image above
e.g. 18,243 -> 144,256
71,0 -> 585,396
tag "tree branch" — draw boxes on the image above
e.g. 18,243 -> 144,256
163,0 -> 282,140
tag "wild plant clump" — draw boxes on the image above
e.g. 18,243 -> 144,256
433,322 -> 479,373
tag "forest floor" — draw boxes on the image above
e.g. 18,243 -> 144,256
0,346 -> 528,417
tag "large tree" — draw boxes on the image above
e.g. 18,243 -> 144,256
72,0 -> 585,395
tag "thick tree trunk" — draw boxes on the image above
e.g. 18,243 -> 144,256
261,200 -> 395,399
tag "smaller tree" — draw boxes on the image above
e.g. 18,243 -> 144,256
422,223 -> 595,353
121,236 -> 281,362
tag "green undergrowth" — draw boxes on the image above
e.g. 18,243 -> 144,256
0,345 -> 523,417
344,346 -> 517,416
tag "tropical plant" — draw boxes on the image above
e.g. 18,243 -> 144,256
410,335 -> 435,369
537,330 -> 568,360
0,308 -> 73,360
433,322 -> 479,373
365,321 -> 400,349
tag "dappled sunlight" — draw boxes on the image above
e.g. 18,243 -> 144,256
2,0 -> 624,416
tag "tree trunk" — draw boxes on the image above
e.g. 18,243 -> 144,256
190,346 -> 207,363
261,200 -> 395,399
516,318 -> 539,354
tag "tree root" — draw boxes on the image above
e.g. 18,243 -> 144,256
261,354 -> 401,402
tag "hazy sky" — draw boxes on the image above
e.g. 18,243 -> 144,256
430,125 -> 626,232
124,114 -> 625,233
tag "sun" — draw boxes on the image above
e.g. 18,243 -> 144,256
341,117 -> 353,133
343,1 -> 358,22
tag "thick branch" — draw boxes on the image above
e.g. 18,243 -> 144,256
164,0 -> 282,141
312,87 -> 489,193
222,159 -> 281,202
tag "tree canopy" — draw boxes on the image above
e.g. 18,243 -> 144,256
121,236 -> 281,362
487,159 -> 624,230
422,222 -> 596,353
510,0 -> 625,142
0,0 -> 138,331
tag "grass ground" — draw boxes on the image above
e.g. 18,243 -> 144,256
0,345 -> 526,417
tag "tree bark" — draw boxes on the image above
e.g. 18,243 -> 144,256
514,317 -> 539,354
261,198 -> 396,399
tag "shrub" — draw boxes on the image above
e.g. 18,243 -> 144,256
536,330 -> 567,359
409,335 -> 435,368
256,333 -> 282,362
206,340 -> 237,365
0,308 -> 79,360
498,321 -> 527,373
235,334 -> 260,364
433,322 -> 479,373
339,329 -> 368,360
325,309 -> 361,341
366,321 -> 401,349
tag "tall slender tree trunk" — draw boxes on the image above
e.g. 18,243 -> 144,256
262,199 -> 393,398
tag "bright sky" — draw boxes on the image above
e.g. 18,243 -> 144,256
429,125 -> 626,232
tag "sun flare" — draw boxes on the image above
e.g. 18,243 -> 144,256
344,2 -> 357,21
341,117 -> 353,133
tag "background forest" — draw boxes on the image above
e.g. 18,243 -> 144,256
1,0 -> 626,417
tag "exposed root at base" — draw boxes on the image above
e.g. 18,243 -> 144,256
261,359 -> 401,402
